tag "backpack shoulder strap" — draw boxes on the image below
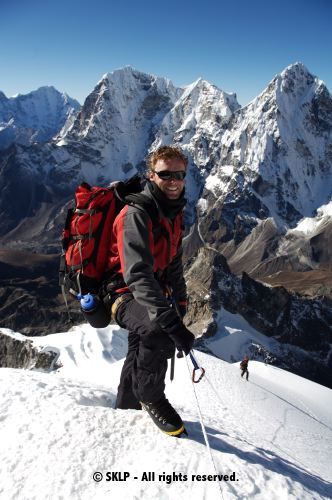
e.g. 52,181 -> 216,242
113,175 -> 142,201
123,192 -> 159,228
112,175 -> 159,227
126,193 -> 159,227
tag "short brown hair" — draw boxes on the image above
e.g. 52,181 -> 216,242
147,145 -> 188,171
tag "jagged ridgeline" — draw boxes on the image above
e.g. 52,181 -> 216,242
0,63 -> 331,387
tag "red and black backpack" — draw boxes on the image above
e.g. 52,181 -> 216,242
59,175 -> 158,303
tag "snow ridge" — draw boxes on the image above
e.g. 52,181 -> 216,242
0,323 -> 331,500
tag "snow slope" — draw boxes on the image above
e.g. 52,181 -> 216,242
287,200 -> 332,236
0,324 -> 331,500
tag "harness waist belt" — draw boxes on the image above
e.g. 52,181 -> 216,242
111,294 -> 131,320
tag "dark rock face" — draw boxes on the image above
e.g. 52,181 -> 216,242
185,248 -> 332,388
308,85 -> 332,134
74,81 -> 105,134
0,145 -> 73,247
199,188 -> 271,246
0,330 -> 61,371
0,250 -> 82,336
239,273 -> 332,350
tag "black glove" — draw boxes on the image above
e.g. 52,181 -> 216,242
153,310 -> 195,356
168,323 -> 195,356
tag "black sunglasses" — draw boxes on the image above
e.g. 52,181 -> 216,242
154,170 -> 186,181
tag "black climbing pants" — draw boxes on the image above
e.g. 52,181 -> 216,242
115,296 -> 175,409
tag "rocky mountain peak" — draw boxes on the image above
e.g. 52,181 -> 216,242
0,86 -> 80,150
67,66 -> 180,133
151,77 -> 240,164
279,62 -> 315,90
206,64 -> 332,230
182,77 -> 239,117
242,63 -> 323,117
101,66 -> 180,101
56,67 -> 182,183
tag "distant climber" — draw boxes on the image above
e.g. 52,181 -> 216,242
240,356 -> 249,381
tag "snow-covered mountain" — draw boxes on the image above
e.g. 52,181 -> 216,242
0,324 -> 331,500
0,86 -> 80,150
195,63 -> 332,274
212,63 -> 332,223
56,67 -> 182,183
150,77 -> 240,221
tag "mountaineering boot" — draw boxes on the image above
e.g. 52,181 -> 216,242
140,397 -> 187,437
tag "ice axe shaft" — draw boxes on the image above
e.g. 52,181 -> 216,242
170,354 -> 175,381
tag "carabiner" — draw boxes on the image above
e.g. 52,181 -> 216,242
189,351 -> 205,383
192,365 -> 206,383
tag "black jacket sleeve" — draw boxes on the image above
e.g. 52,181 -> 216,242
119,206 -> 179,326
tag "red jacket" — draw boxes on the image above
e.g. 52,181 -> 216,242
106,183 -> 187,324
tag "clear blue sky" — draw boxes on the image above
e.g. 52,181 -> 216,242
1,0 -> 331,106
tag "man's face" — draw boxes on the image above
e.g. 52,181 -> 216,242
149,158 -> 186,200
